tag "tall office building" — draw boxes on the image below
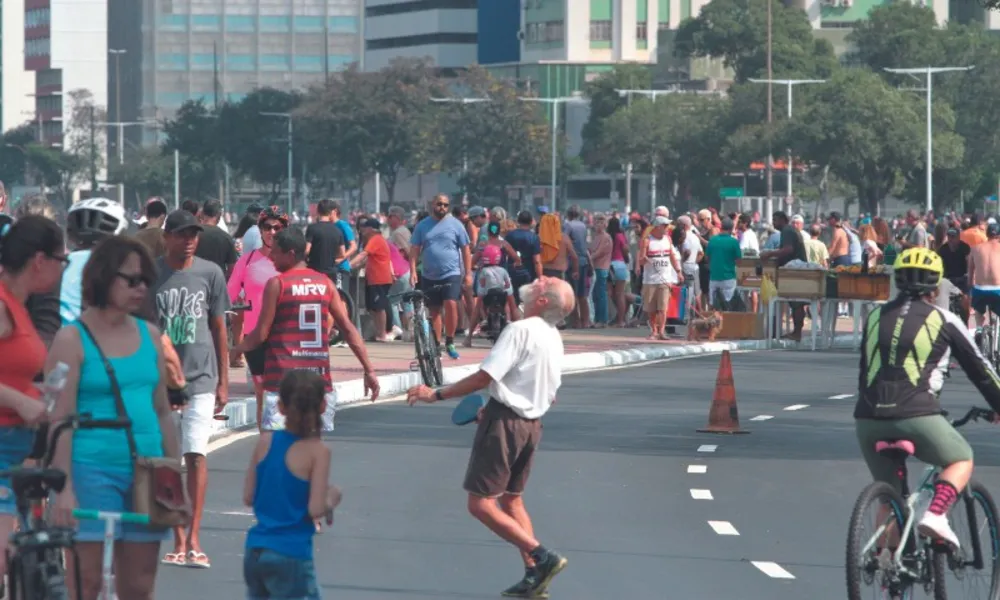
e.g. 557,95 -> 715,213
24,0 -> 109,146
2,0 -> 36,132
363,0 -> 477,72
109,0 -> 362,151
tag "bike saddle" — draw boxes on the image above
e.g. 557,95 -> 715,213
10,468 -> 67,496
401,290 -> 425,302
483,289 -> 507,306
874,439 -> 916,456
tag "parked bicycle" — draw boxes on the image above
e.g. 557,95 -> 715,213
846,406 -> 1000,600
401,288 -> 443,387
0,413 -> 135,600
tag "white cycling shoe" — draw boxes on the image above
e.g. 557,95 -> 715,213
918,511 -> 961,550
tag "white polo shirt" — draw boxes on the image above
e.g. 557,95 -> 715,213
480,316 -> 563,420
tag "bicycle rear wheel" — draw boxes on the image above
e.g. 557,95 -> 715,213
330,288 -> 356,346
847,481 -> 914,600
936,480 -> 1000,599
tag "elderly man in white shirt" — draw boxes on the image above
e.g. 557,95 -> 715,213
407,276 -> 575,598
792,214 -> 810,241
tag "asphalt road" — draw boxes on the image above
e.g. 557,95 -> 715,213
153,350 -> 1000,599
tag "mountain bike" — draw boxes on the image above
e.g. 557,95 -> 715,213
846,407 -> 1000,600
0,413 -> 135,600
401,288 -> 443,387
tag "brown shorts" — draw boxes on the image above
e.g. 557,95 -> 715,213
642,283 -> 672,312
463,399 -> 542,498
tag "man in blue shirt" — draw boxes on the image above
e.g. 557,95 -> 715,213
410,194 -> 472,359
331,200 -> 358,284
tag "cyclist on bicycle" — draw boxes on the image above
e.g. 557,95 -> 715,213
61,198 -> 128,324
968,222 -> 1000,344
855,247 -> 1000,550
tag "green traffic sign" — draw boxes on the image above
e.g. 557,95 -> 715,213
719,187 -> 744,198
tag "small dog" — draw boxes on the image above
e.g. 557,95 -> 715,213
687,309 -> 724,341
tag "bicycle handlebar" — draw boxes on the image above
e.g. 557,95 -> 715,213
228,302 -> 252,313
947,407 -> 996,428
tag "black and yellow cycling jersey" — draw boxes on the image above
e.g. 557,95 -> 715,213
854,295 -> 1000,419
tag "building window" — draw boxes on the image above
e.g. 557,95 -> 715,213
25,8 -> 50,28
226,55 -> 255,71
25,38 -> 50,57
525,20 -> 564,44
293,16 -> 323,31
366,0 -> 477,17
636,21 -> 647,41
226,92 -> 247,103
156,92 -> 188,107
192,15 -> 220,31
293,55 -> 323,72
260,15 -> 290,32
158,15 -> 186,31
328,54 -> 354,68
328,16 -> 358,32
191,53 -> 215,70
590,20 -> 612,42
366,32 -> 477,51
158,54 -> 187,70
191,92 -> 217,106
225,15 -> 255,31
260,54 -> 290,70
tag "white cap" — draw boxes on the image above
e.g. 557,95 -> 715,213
990,218 -> 997,226
653,216 -> 671,226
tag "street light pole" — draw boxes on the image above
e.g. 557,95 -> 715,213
519,95 -> 586,213
884,66 -> 974,214
747,79 -> 825,210
430,97 -> 491,206
260,112 -> 294,215
109,49 -> 126,203
766,0 -> 773,225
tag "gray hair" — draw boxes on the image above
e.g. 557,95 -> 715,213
387,205 -> 405,220
676,215 -> 692,228
791,214 -> 805,224
14,194 -> 56,221
519,282 -> 573,325
490,206 -> 506,222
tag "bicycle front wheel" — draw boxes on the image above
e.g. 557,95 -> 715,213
936,480 -> 1000,599
847,481 -> 912,600
413,318 -> 441,387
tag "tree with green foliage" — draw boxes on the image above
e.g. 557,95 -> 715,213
579,64 -> 652,170
846,3 -> 946,71
0,125 -> 38,187
161,100 -> 220,201
106,146 -> 173,207
25,145 -> 84,208
219,87 -> 302,197
434,66 -> 550,200
787,69 -> 963,214
674,0 -> 837,82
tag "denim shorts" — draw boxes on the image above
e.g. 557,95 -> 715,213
0,427 -> 38,514
244,548 -> 320,600
71,461 -> 170,543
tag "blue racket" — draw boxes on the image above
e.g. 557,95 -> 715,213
452,394 -> 487,426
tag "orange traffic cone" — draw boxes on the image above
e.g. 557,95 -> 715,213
697,350 -> 749,435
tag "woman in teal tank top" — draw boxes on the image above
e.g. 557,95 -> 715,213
46,236 -> 183,599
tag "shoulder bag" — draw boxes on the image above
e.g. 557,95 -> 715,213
77,321 -> 189,528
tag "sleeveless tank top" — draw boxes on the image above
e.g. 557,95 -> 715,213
643,235 -> 678,285
263,268 -> 335,393
0,282 -> 46,426
72,318 -> 163,469
245,430 -> 315,560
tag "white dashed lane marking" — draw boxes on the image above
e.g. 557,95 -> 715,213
687,465 -> 707,474
697,444 -> 718,453
751,561 -> 796,579
784,404 -> 809,411
708,521 -> 740,536
749,415 -> 774,421
690,489 -> 713,500
829,393 -> 855,400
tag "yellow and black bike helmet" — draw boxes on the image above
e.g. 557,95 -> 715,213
893,247 -> 943,296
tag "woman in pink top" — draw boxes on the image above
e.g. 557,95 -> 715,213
228,207 -> 285,428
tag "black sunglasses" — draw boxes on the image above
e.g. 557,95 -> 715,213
46,253 -> 71,269
260,223 -> 284,232
117,272 -> 151,288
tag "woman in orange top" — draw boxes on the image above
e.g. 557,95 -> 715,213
0,215 -> 68,582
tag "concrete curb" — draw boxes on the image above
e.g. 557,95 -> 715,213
208,334 -> 856,440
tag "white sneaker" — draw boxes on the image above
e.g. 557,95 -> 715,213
388,325 -> 403,341
918,511 -> 961,550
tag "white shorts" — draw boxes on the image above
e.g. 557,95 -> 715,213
709,279 -> 737,304
175,392 -> 216,457
261,390 -> 337,432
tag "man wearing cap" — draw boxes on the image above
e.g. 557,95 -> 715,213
638,216 -> 683,339
938,227 -> 971,320
968,223 -> 1000,338
151,210 -> 230,567
350,218 -> 394,341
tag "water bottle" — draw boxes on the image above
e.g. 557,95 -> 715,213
43,362 -> 70,413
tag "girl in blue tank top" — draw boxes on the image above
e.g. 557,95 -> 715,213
243,370 -> 341,600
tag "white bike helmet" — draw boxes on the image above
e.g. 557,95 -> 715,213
67,197 -> 127,245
